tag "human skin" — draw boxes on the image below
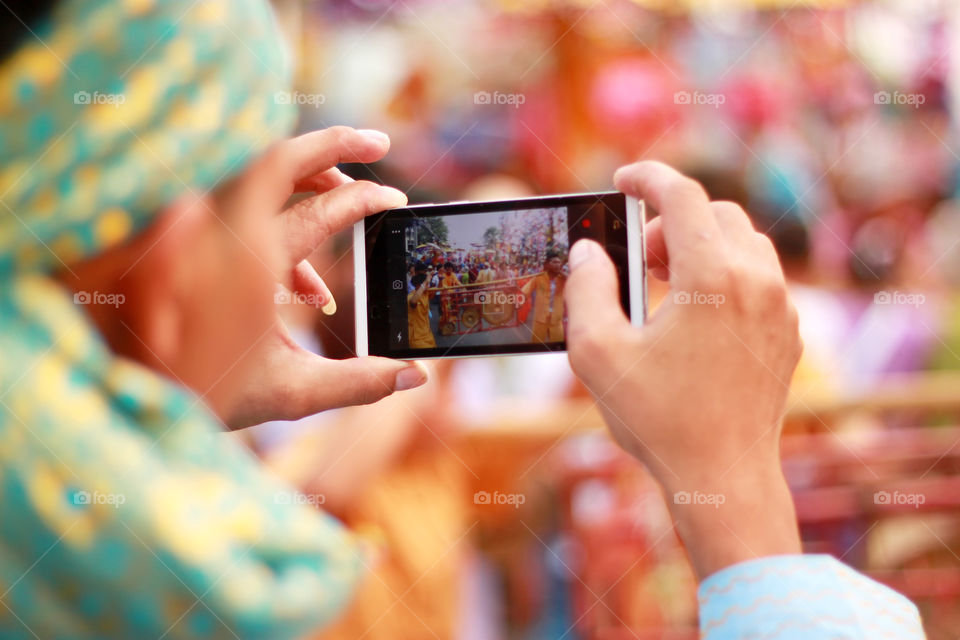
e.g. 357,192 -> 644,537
57,127 -> 429,429
564,161 -> 804,580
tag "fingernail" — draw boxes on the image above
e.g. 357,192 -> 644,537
379,185 -> 408,208
321,295 -> 337,316
395,363 -> 428,391
569,240 -> 593,270
357,129 -> 390,145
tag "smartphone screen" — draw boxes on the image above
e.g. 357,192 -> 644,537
356,191 -> 644,359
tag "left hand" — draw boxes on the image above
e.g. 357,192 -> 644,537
225,127 -> 428,429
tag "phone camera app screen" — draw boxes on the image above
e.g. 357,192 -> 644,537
394,206 -> 570,352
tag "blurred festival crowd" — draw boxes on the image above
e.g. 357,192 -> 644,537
255,1 -> 960,639
276,0 -> 960,394
408,207 -> 569,283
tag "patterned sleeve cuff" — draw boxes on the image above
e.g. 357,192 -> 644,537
697,555 -> 925,639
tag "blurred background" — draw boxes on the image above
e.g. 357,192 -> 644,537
246,0 -> 960,638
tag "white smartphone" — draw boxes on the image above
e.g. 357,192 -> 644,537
354,191 -> 646,359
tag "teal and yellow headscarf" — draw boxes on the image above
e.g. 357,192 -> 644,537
0,1 -> 363,638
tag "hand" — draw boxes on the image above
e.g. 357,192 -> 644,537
224,127 -> 428,429
565,161 -> 803,579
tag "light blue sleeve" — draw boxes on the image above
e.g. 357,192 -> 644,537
698,555 -> 925,639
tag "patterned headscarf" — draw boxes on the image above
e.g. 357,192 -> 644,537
0,1 -> 362,638
0,0 -> 297,273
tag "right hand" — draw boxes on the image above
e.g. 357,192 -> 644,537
564,161 -> 803,579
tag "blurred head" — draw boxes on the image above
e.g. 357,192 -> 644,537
848,216 -> 901,286
0,0 -> 295,418
544,251 -> 563,275
62,156 -> 289,417
411,273 -> 428,289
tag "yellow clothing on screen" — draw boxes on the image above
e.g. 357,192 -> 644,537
441,274 -> 461,288
408,292 -> 437,348
522,272 -> 566,343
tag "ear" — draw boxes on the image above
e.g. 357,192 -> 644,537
120,192 -> 219,371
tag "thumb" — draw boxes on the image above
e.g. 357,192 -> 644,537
306,357 -> 429,412
565,239 -> 630,370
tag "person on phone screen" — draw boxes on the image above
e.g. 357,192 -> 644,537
0,1 -> 926,639
407,273 -> 437,349
441,262 -> 460,288
476,263 -> 494,284
520,251 -> 567,343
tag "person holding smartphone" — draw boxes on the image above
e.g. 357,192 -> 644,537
0,2 -> 428,638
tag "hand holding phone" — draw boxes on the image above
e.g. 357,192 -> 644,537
565,161 -> 803,580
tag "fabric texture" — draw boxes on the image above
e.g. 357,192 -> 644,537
0,0 -> 292,274
0,1 -> 363,638
698,554 -> 926,639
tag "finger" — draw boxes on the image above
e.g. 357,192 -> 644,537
293,166 -> 354,194
307,358 -> 429,410
614,161 -> 723,280
289,260 -> 337,315
279,126 -> 393,186
565,239 -> 630,378
282,180 -> 408,263
711,201 -> 755,241
710,202 -> 785,282
750,232 -> 789,284
644,216 -> 670,280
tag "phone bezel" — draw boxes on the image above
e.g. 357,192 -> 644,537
355,192 -> 645,359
